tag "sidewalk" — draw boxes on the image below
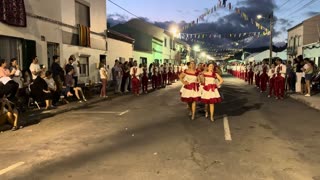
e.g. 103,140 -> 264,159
289,93 -> 320,111
0,82 -> 158,132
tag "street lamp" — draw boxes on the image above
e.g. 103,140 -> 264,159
201,52 -> 206,63
193,45 -> 200,63
257,12 -> 274,65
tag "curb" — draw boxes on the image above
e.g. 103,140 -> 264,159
0,82 -> 160,132
288,94 -> 320,111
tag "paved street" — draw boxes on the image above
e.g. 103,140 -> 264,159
1,75 -> 320,180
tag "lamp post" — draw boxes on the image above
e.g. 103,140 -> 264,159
200,52 -> 206,63
193,45 -> 200,64
169,26 -> 180,65
257,12 -> 274,65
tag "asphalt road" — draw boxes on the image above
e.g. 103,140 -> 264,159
1,75 -> 320,180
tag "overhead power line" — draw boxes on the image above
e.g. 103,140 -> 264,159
288,0 -> 320,16
278,0 -> 290,10
107,0 -> 142,20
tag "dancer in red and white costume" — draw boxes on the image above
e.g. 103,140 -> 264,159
200,62 -> 224,122
274,58 -> 286,99
247,62 -> 254,85
162,63 -> 168,87
179,61 -> 201,120
151,63 -> 158,89
130,61 -> 141,96
259,60 -> 269,93
141,63 -> 148,94
268,64 -> 276,98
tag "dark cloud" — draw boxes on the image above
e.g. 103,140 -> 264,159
305,11 -> 319,17
181,0 -> 279,48
108,0 -> 285,50
107,13 -> 129,27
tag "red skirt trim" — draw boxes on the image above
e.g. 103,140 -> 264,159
201,98 -> 222,104
181,97 -> 201,103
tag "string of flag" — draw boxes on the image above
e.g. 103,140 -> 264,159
181,0 -> 270,34
179,31 -> 269,40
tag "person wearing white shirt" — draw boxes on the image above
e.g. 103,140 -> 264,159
29,56 -> 42,80
141,63 -> 149,93
247,62 -> 254,85
260,60 -> 269,93
151,63 -> 159,89
274,58 -> 287,99
254,62 -> 261,88
99,62 -> 108,98
10,58 -> 23,89
130,61 -> 141,96
72,59 -> 80,87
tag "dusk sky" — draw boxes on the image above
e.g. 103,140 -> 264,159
107,0 -> 320,45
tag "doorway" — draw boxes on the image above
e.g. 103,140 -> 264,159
47,42 -> 59,68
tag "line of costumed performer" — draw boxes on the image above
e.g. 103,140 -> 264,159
130,61 -> 141,96
199,62 -> 224,122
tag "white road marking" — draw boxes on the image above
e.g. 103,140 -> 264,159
223,115 -> 232,141
71,111 -> 121,114
119,110 -> 129,116
0,162 -> 25,175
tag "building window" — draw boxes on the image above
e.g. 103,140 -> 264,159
140,57 -> 147,65
79,56 -> 89,77
75,1 -> 90,27
164,38 -> 167,47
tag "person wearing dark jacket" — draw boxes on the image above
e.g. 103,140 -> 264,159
30,75 -> 53,109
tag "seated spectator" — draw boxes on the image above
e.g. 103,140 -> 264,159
65,68 -> 87,102
0,95 -> 19,131
44,71 -> 62,106
30,75 -> 53,110
23,70 -> 32,87
0,76 -> 19,101
9,58 -> 23,89
0,59 -> 15,78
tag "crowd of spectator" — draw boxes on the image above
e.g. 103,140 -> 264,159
0,55 -> 88,131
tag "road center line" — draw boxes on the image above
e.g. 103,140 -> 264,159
223,115 -> 232,141
0,162 -> 25,175
71,111 -> 121,114
119,110 -> 129,116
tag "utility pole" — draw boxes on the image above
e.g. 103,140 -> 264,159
269,11 -> 274,65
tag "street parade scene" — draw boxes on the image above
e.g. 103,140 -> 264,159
0,0 -> 320,179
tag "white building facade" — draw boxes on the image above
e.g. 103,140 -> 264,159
107,30 -> 134,67
0,0 -> 107,83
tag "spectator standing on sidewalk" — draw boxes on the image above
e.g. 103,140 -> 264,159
112,60 -> 123,94
99,62 -> 108,98
65,57 -> 74,74
71,56 -> 80,87
286,60 -> 295,92
122,61 -> 130,93
295,55 -> 304,93
29,56 -> 42,80
303,58 -> 313,97
51,55 -> 64,95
